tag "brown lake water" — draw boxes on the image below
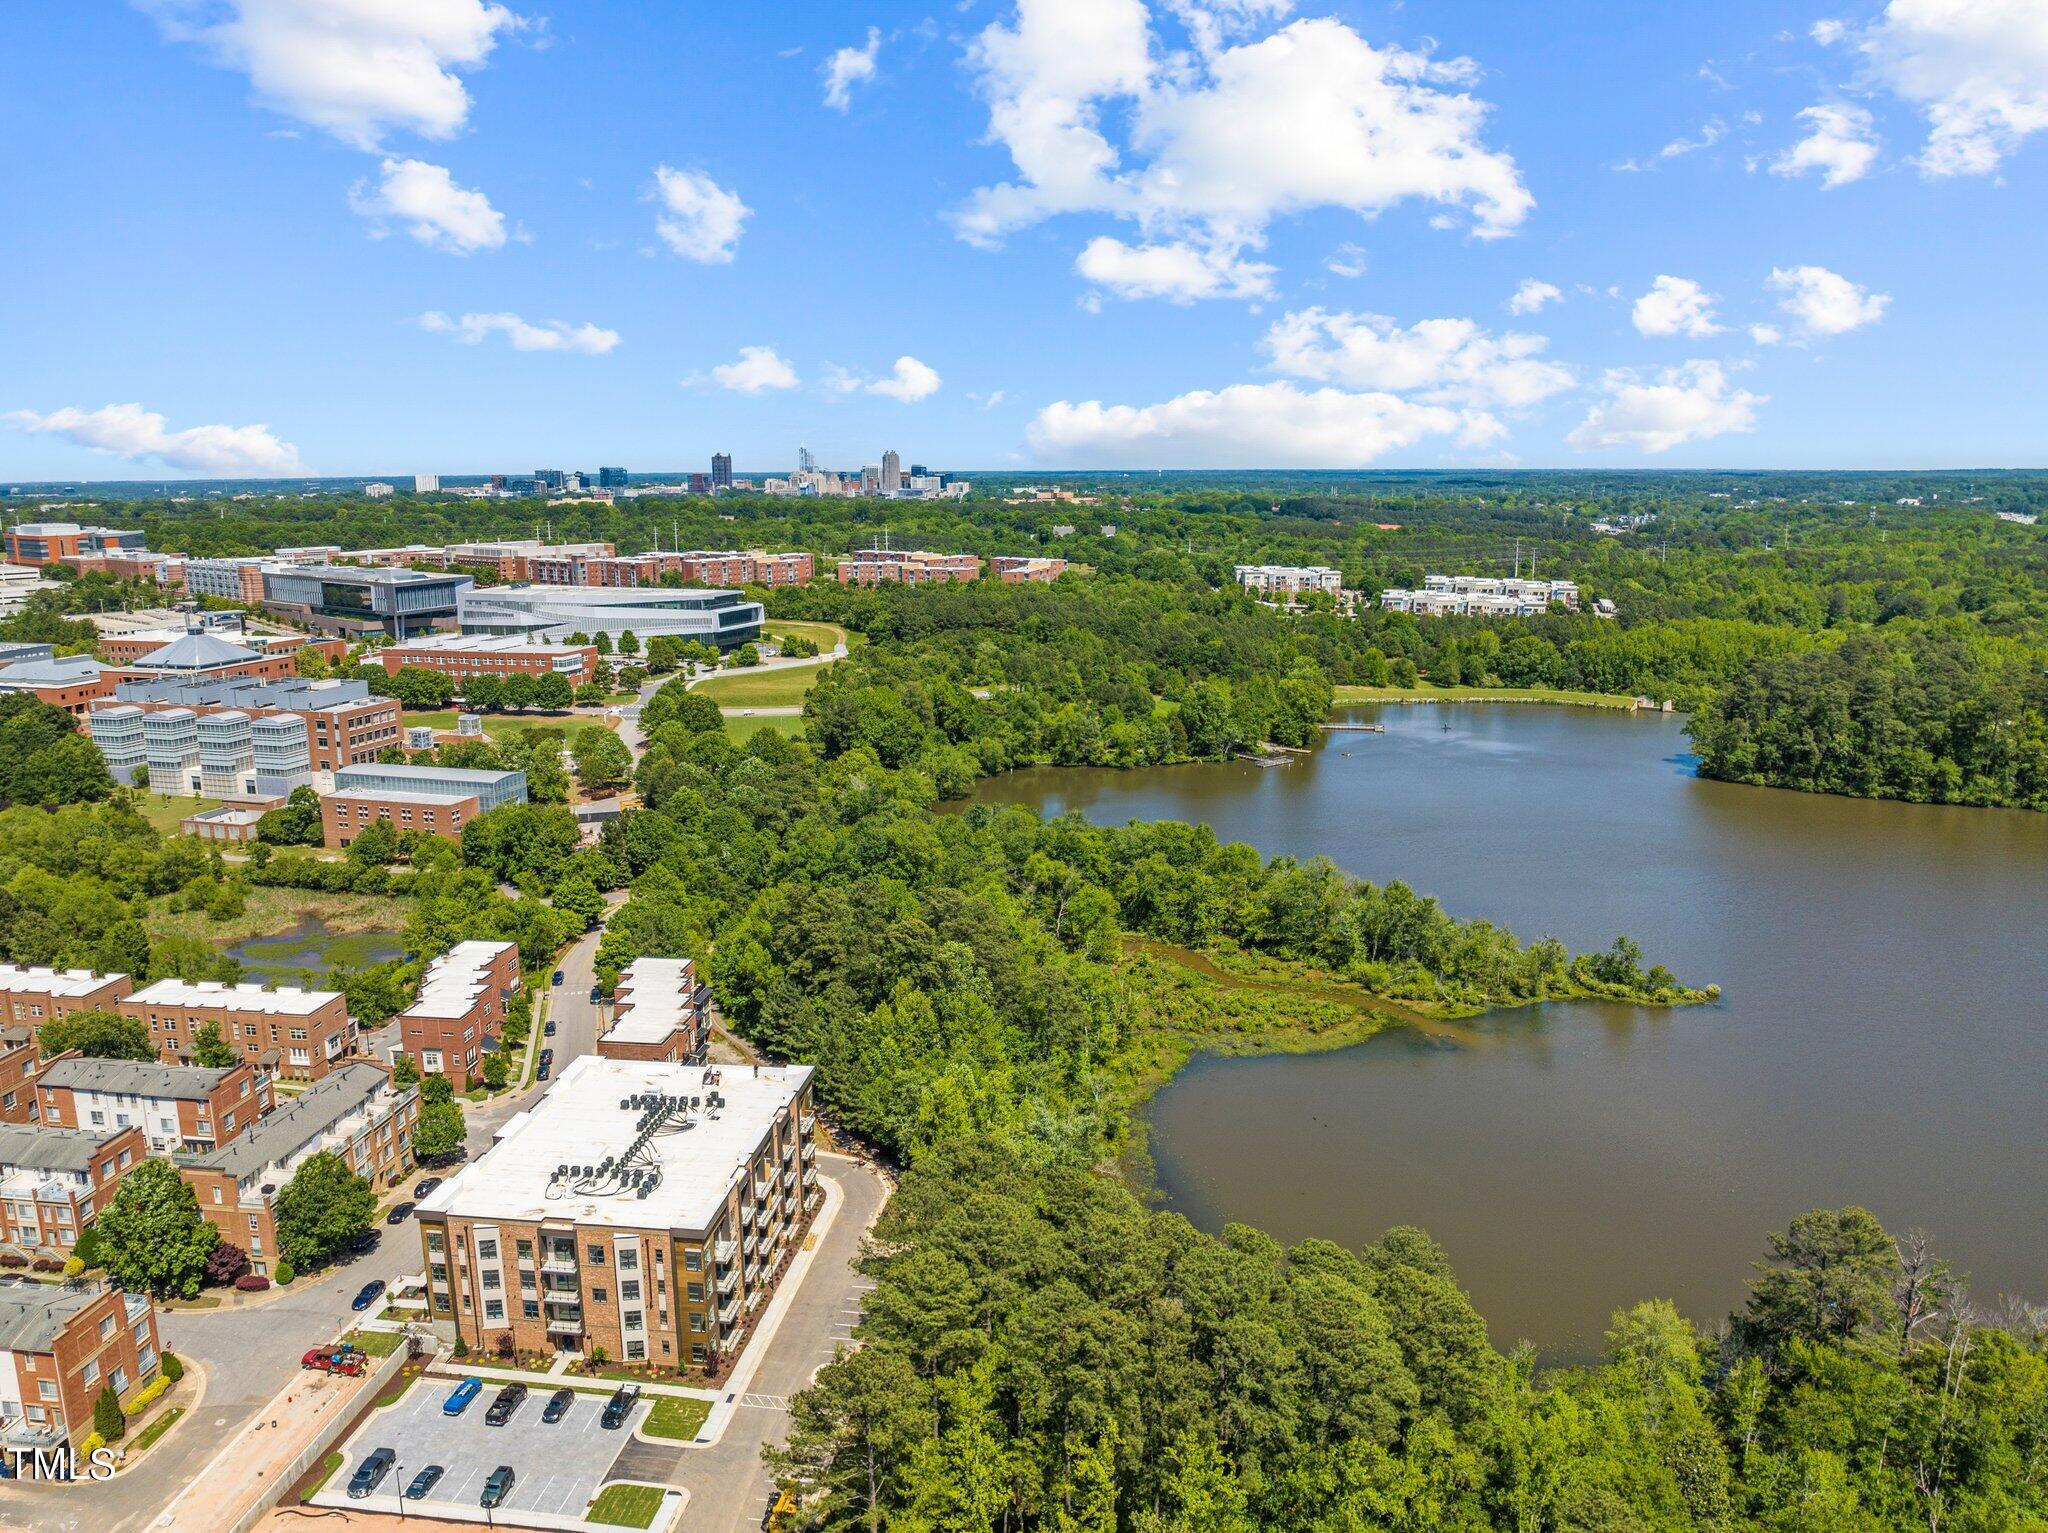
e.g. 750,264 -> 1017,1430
971,704 -> 2048,1358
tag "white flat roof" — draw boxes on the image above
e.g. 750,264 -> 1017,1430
417,1054 -> 810,1233
126,979 -> 341,1016
0,966 -> 124,999
388,633 -> 588,655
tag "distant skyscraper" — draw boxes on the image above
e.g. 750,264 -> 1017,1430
797,446 -> 817,474
909,465 -> 929,478
881,451 -> 901,492
597,467 -> 628,488
688,472 -> 711,494
711,453 -> 733,490
533,469 -> 566,491
414,474 -> 439,493
860,465 -> 880,494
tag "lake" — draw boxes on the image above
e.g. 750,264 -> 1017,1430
971,704 -> 2048,1357
227,917 -> 406,986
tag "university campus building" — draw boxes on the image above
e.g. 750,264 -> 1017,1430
455,584 -> 764,648
259,564 -> 472,639
318,763 -> 528,849
376,633 -> 599,692
834,548 -> 981,585
89,675 -> 402,797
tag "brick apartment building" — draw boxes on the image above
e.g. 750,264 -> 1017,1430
319,764 -> 528,850
0,1280 -> 163,1452
120,979 -> 356,1081
35,1057 -> 274,1155
596,957 -> 711,1065
393,940 -> 521,1090
0,1032 -> 43,1125
177,1063 -> 418,1277
0,968 -> 134,1037
0,1123 -> 147,1259
990,555 -> 1069,583
588,550 -> 813,590
442,541 -> 614,583
835,549 -> 982,585
377,634 -> 599,691
416,1055 -> 818,1368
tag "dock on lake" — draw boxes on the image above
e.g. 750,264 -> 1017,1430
1323,721 -> 1386,733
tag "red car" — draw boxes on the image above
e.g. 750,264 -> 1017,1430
302,1346 -> 366,1376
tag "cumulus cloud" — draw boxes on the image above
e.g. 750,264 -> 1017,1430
1028,380 -> 1489,467
139,0 -> 522,150
1566,361 -> 1763,453
649,165 -> 751,263
1811,18 -> 1849,45
4,402 -> 304,474
1748,323 -> 1783,345
822,27 -> 881,110
954,2 -> 1531,301
418,311 -> 619,354
1769,264 -> 1891,333
349,158 -> 506,254
828,357 -> 944,402
1632,275 -> 1723,337
1508,278 -> 1561,315
708,346 -> 799,394
1261,308 -> 1574,410
1855,0 -> 2048,177
1324,242 -> 1368,279
1771,102 -> 1881,187
1075,236 -> 1275,302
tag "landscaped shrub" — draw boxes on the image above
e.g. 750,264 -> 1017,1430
160,1352 -> 184,1383
93,1383 -> 125,1441
62,1257 -> 84,1277
0,1253 -> 24,1268
127,1375 -> 171,1411
233,1273 -> 270,1292
274,1260 -> 295,1285
31,1256 -> 62,1272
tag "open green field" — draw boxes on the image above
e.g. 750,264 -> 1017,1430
640,1395 -> 713,1440
588,1483 -> 666,1527
692,662 -> 835,709
1330,684 -> 1640,709
400,709 -> 578,740
724,714 -> 806,745
765,618 -> 857,652
126,792 -> 224,836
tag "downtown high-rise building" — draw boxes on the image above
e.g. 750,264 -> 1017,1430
597,467 -> 628,488
881,450 -> 901,492
414,474 -> 440,493
711,453 -> 733,490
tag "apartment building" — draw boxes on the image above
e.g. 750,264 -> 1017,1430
120,979 -> 356,1081
319,763 -> 528,850
0,1280 -> 162,1452
597,958 -> 712,1065
1235,564 -> 1343,598
1378,575 -> 1581,618
990,555 -> 1068,583
416,1055 -> 818,1368
35,1058 -> 273,1155
0,969 -> 134,1037
442,540 -> 614,583
181,556 -> 274,605
0,1032 -> 43,1125
377,633 -> 598,691
0,655 -> 115,717
0,1123 -> 146,1257
394,941 -> 521,1090
587,550 -> 813,590
177,1064 -> 418,1277
90,676 -> 401,797
834,549 -> 982,585
3,524 -> 148,567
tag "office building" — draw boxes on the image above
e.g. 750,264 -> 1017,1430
0,655 -> 114,717
880,450 -> 902,493
35,1058 -> 273,1156
835,549 -> 981,586
687,473 -> 711,495
258,564 -> 472,639
990,556 -> 1068,583
0,1123 -> 146,1257
120,979 -> 357,1081
377,633 -> 599,691
457,584 -> 763,648
393,941 -> 521,1090
598,467 -> 629,489
319,763 -> 529,850
0,969 -> 134,1038
1378,574 -> 1580,618
416,1054 -> 818,1366
415,474 -> 441,494
0,1030 -> 43,1125
1235,564 -> 1343,599
0,1280 -> 162,1452
363,482 -> 395,499
3,523 -> 148,568
90,675 -> 401,796
177,1064 -> 417,1278
597,958 -> 712,1065
710,453 -> 732,490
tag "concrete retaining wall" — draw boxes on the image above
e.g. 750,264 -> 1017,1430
224,1343 -> 411,1533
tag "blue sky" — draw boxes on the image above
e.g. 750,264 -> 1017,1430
3,0 -> 2044,478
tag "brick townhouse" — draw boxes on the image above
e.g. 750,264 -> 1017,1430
393,940 -> 521,1090
0,968 -> 134,1039
120,979 -> 356,1081
0,1124 -> 147,1259
596,957 -> 712,1065
34,1057 -> 274,1155
0,1032 -> 46,1125
0,1280 -> 162,1452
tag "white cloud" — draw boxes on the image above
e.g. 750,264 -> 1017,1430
1508,278 -> 1561,315
1567,361 -> 1763,453
1748,323 -> 1783,345
829,356 -> 944,402
140,0 -> 521,150
1771,102 -> 1881,187
1856,0 -> 2048,176
1769,264 -> 1891,333
983,389 -> 1007,409
708,346 -> 799,394
418,311 -> 619,354
1261,308 -> 1574,410
1615,117 -> 1726,173
1811,18 -> 1849,45
1324,242 -> 1367,279
4,402 -> 303,474
954,4 -> 1531,300
349,158 -> 506,254
1632,275 -> 1723,337
822,27 -> 882,110
649,165 -> 750,263
1075,235 -> 1274,301
1028,380 -> 1489,467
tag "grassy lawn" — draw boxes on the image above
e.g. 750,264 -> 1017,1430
640,1395 -> 713,1440
344,1328 -> 405,1356
724,714 -> 806,745
588,1484 -> 667,1528
125,792 -> 224,836
1330,684 -> 1640,709
146,886 -> 412,949
693,662 -> 834,709
128,1405 -> 183,1455
401,709 -> 578,741
765,619 -> 858,652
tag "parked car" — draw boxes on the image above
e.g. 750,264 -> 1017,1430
589,984 -> 603,1004
442,1377 -> 483,1416
348,1229 -> 379,1256
537,1062 -> 551,1082
539,1048 -> 553,1067
542,1387 -> 575,1423
601,1383 -> 640,1429
414,1176 -> 442,1198
551,969 -> 564,986
405,1464 -> 445,1500
480,1466 -> 517,1509
543,1020 -> 556,1037
301,1346 -> 365,1376
386,1201 -> 416,1225
351,1280 -> 385,1312
346,1447 -> 396,1499
485,1382 -> 527,1425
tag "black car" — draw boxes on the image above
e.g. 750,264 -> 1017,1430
539,1048 -> 553,1065
348,1229 -> 379,1256
543,1020 -> 556,1037
346,1447 -> 396,1499
385,1201 -> 416,1225
484,1382 -> 527,1425
481,1465 -> 517,1509
589,984 -> 603,1004
404,1464 -> 445,1500
601,1383 -> 640,1429
542,1386 -> 575,1423
537,1061 -> 551,1081
351,1279 -> 385,1311
414,1176 -> 441,1198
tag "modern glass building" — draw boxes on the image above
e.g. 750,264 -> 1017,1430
259,564 -> 472,638
455,584 -> 763,648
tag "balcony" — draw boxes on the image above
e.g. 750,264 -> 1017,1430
779,1165 -> 795,1188
716,1265 -> 738,1295
717,1299 -> 740,1328
541,1253 -> 577,1274
713,1237 -> 737,1264
800,1112 -> 816,1135
742,1232 -> 760,1258
802,1167 -> 819,1191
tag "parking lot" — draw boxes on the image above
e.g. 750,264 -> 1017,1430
313,1375 -> 648,1523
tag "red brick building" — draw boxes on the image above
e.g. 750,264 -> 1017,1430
319,764 -> 528,850
0,1281 -> 163,1452
0,1123 -> 147,1259
991,555 -> 1068,583
587,550 -> 813,589
35,1057 -> 273,1155
835,549 -> 981,585
0,1031 -> 44,1125
0,969 -> 134,1036
120,979 -> 356,1081
0,656 -> 116,718
377,634 -> 598,691
393,941 -> 521,1090
3,523 -> 148,567
597,957 -> 712,1065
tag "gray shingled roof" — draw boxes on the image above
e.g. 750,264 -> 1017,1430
36,1057 -> 233,1102
0,1123 -> 127,1174
175,1063 -> 391,1182
134,629 -> 261,670
0,1281 -> 112,1353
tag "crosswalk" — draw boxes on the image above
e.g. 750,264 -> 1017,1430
741,1393 -> 789,1411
